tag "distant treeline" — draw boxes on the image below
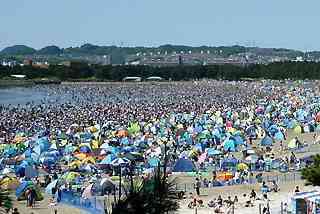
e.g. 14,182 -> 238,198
1,61 -> 320,81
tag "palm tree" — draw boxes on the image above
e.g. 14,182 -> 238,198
111,167 -> 179,214
111,144 -> 179,214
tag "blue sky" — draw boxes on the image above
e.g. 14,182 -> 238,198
1,0 -> 320,51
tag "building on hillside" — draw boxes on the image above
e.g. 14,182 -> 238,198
146,76 -> 163,81
23,59 -> 33,66
122,76 -> 142,82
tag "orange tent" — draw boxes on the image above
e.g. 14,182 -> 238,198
116,130 -> 129,137
316,112 -> 320,123
216,172 -> 233,181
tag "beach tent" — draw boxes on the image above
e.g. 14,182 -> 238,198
223,139 -> 236,152
237,163 -> 249,171
45,180 -> 58,194
221,157 -> 238,169
172,158 -> 196,172
111,157 -> 130,166
260,136 -> 273,146
207,148 -> 222,156
16,181 -> 34,198
148,157 -> 160,167
268,124 -> 279,136
99,154 -> 116,165
316,112 -> 320,123
294,125 -> 302,134
0,168 -> 15,175
288,139 -> 298,149
233,135 -> 244,146
274,131 -> 284,141
0,177 -> 19,190
16,181 -> 43,201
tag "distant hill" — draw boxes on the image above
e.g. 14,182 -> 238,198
1,45 -> 36,55
0,43 -> 309,61
37,46 -> 62,55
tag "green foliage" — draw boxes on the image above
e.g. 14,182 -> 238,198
2,61 -> 320,81
112,167 -> 179,214
302,155 -> 320,186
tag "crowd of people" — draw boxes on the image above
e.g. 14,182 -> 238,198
0,80 -> 319,213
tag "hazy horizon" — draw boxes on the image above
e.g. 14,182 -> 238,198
1,0 -> 320,51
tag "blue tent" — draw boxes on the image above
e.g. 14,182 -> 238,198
16,181 -> 34,198
45,180 -> 58,194
35,137 -> 50,153
274,131 -> 284,141
194,143 -> 203,152
172,158 -> 196,172
99,154 -> 116,165
223,139 -> 236,152
207,148 -> 222,156
15,161 -> 30,177
260,136 -> 273,146
221,157 -> 238,168
233,136 -> 244,145
268,125 -> 279,136
148,157 -> 160,167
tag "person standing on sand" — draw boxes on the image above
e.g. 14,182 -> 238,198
195,178 -> 201,196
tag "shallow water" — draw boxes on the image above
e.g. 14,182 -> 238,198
0,87 -> 56,105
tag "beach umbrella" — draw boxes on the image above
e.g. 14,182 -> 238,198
111,157 -> 130,166
40,156 -> 56,167
13,136 -> 27,144
194,143 -> 203,152
237,163 -> 249,171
